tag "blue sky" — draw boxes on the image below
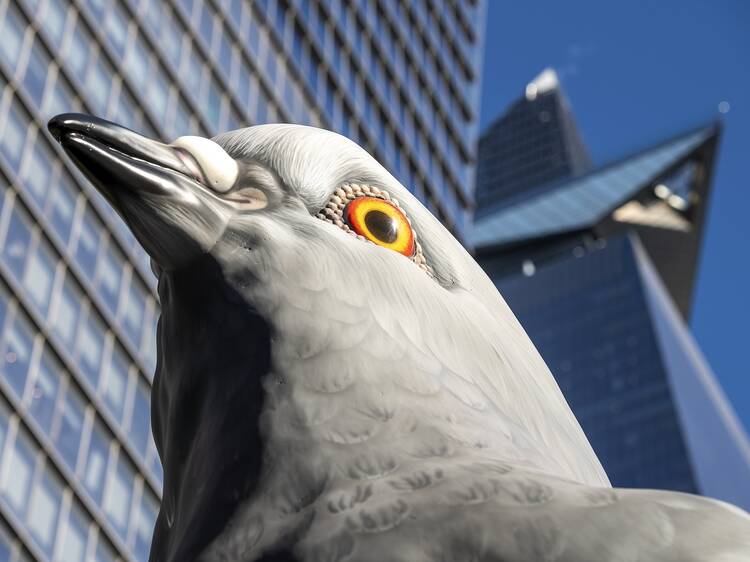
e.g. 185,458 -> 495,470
479,1 -> 750,431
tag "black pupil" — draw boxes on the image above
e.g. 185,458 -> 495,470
364,209 -> 399,243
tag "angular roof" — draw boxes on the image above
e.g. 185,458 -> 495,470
472,124 -> 717,250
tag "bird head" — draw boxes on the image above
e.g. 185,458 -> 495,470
48,114 -> 608,488
46,114 -> 493,298
48,113 -> 610,560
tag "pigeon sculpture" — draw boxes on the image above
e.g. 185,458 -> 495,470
48,114 -> 750,562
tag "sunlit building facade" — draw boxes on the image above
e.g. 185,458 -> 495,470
0,0 -> 486,560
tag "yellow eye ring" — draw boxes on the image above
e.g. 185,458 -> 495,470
344,197 -> 415,257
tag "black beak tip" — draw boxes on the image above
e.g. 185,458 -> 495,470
47,113 -> 73,142
47,113 -> 102,142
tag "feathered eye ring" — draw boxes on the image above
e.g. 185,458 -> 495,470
316,183 -> 433,276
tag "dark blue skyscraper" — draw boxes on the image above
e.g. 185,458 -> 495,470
0,1 -> 486,560
474,115 -> 750,511
475,68 -> 592,215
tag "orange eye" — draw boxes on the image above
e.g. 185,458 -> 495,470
344,197 -> 415,256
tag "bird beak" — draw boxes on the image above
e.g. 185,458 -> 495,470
48,113 -> 231,271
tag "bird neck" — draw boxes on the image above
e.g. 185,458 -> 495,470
149,255 -> 272,562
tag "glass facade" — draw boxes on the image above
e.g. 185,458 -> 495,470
486,233 -> 750,511
474,68 -> 591,216
0,0 -> 486,559
495,235 -> 699,492
474,95 -> 750,510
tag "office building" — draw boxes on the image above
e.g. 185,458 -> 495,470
0,0 -> 486,559
474,120 -> 750,511
475,67 -> 592,216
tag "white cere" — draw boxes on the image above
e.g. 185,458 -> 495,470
172,136 -> 239,193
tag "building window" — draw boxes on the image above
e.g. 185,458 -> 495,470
46,172 -> 78,249
44,69 -> 81,120
146,436 -> 162,486
58,499 -> 90,561
22,236 -> 57,318
206,78 -> 223,132
0,4 -> 25,73
127,380 -> 150,458
0,101 -> 29,172
181,43 -> 205,104
53,383 -> 86,471
26,463 -> 63,556
147,69 -> 171,127
38,0 -> 68,50
81,419 -> 110,504
26,345 -> 62,435
112,84 -> 140,133
95,238 -> 124,317
123,33 -> 151,92
22,36 -> 52,110
100,342 -> 130,424
75,304 -> 105,388
20,137 -> 56,208
86,51 -> 114,115
133,490 -> 158,562
103,1 -> 130,58
120,274 -> 146,351
73,206 -> 102,279
3,200 -> 33,279
2,308 -> 36,399
64,17 -> 93,85
102,451 -> 134,538
1,424 -> 36,516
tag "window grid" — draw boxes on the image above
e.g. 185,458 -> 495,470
355,0 -> 475,199
371,0 -> 474,148
0,88 -> 158,380
258,0 -> 464,235
423,0 -> 477,74
203,0 -> 472,234
137,0 -> 291,134
24,0 -> 475,242
0,278 -> 162,558
210,0 -> 326,127
49,0 -> 212,140
0,164 -> 161,494
378,0 -> 475,124
5,1 -> 160,296
282,0 -> 471,233
0,390 -> 134,562
300,0 -> 470,183
15,0 -> 210,285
